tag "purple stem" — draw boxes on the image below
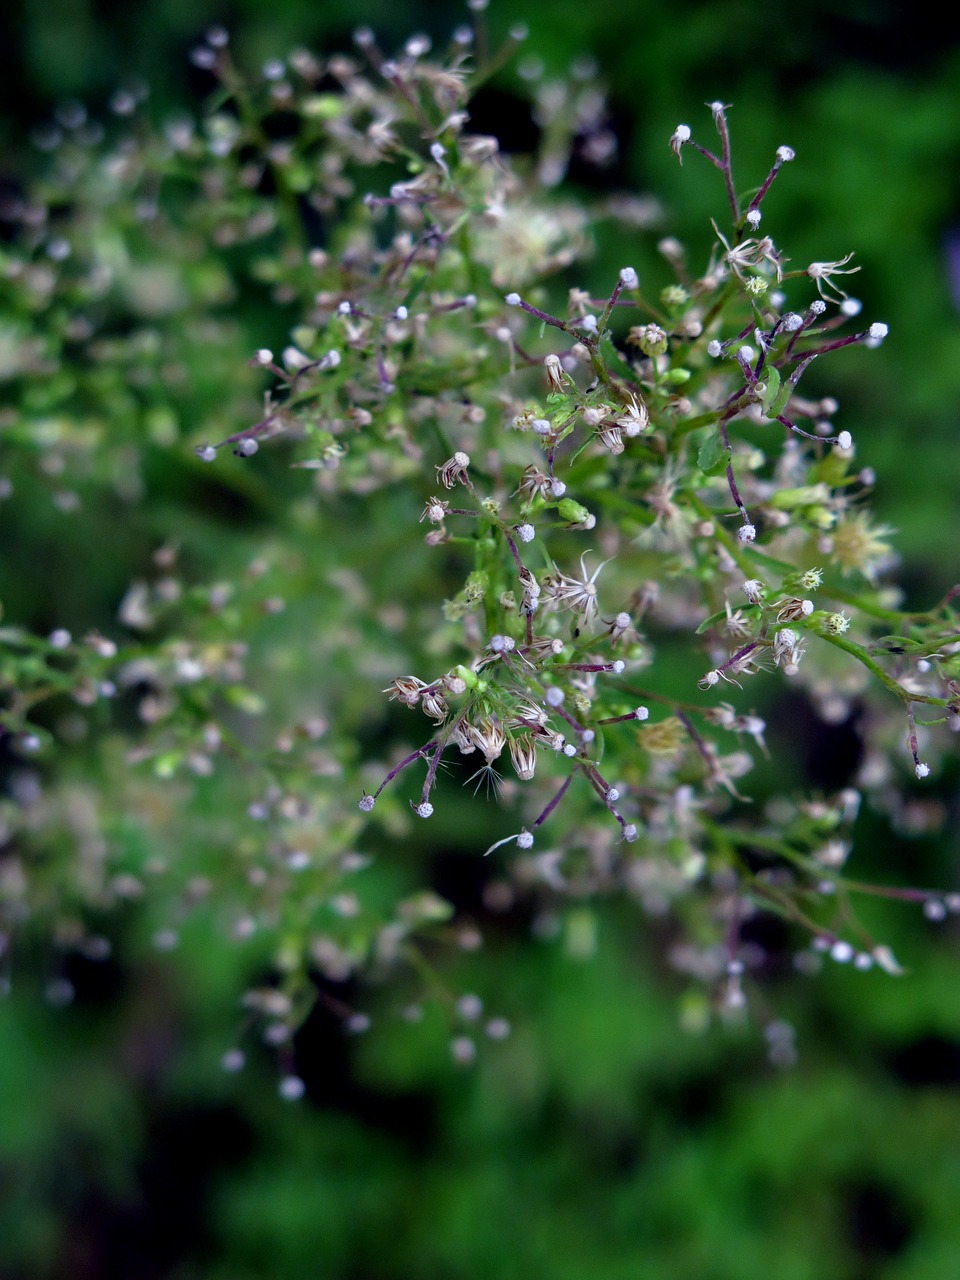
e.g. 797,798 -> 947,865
373,741 -> 437,799
516,299 -> 572,333
532,773 -> 573,829
749,156 -> 784,213
420,738 -> 447,804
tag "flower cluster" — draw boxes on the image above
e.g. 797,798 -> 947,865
1,19 -> 958,1068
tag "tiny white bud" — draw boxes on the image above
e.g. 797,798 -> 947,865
516,523 -> 535,543
504,292 -> 522,306
707,340 -> 722,357
737,344 -> 756,364
238,438 -> 259,457
745,209 -> 762,228
924,899 -> 947,922
549,479 -> 566,498
394,305 -> 408,320
776,145 -> 795,162
606,786 -> 621,802
254,348 -> 273,366
49,628 -> 72,649
545,687 -> 565,707
840,297 -> 862,316
337,300 -> 352,315
737,523 -> 756,543
485,1017 -> 512,1040
358,794 -> 375,812
612,660 -> 625,674
619,266 -> 638,288
457,993 -> 483,1021
198,445 -> 217,463
634,706 -> 649,721
782,313 -> 804,331
809,300 -> 827,316
516,831 -> 534,849
450,1035 -> 476,1065
415,801 -> 434,818
674,124 -> 691,141
563,743 -> 577,757
622,824 -> 639,842
279,1075 -> 306,1101
867,321 -> 888,343
915,762 -> 930,779
837,430 -> 853,450
830,940 -> 853,963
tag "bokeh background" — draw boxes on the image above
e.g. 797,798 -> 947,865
2,2 -> 960,1278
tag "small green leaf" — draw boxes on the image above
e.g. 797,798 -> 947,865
759,365 -> 781,414
696,426 -> 731,476
768,376 -> 793,418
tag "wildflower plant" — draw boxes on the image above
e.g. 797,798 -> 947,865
2,12 -> 959,1070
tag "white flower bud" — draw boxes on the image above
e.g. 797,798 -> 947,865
279,1075 -> 305,1101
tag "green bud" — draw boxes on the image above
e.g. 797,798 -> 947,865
455,664 -> 486,692
464,570 -> 488,603
636,324 -> 668,357
303,94 -> 345,120
824,611 -> 851,635
664,367 -> 691,385
770,484 -> 831,510
556,497 -> 592,524
660,284 -> 689,309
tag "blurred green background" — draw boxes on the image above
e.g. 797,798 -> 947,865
2,2 -> 960,1278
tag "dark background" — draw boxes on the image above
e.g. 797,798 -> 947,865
2,3 -> 960,1278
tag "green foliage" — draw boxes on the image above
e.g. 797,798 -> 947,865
2,1 -> 959,1069
1,7 -> 960,1275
